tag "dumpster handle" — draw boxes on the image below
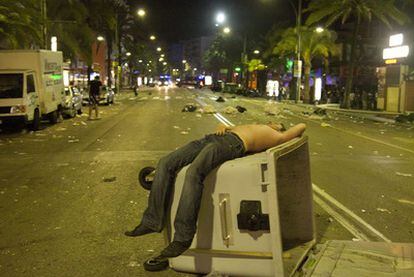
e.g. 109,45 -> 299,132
219,198 -> 231,246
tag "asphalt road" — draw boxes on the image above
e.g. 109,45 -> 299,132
0,87 -> 413,276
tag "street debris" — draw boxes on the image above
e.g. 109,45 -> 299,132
223,106 -> 238,114
80,121 -> 87,126
181,104 -> 197,112
103,177 -> 117,182
68,138 -> 79,143
352,238 -> 362,242
236,105 -> 247,113
216,96 -> 225,102
348,145 -> 353,149
320,122 -> 331,127
327,217 -> 333,223
127,261 -> 140,267
397,199 -> 414,206
361,209 -> 366,213
180,131 -> 189,135
202,105 -> 216,114
56,127 -> 67,131
264,103 -> 281,115
153,96 -> 160,100
395,172 -> 412,177
173,126 -> 180,129
376,208 -> 391,214
196,114 -> 202,118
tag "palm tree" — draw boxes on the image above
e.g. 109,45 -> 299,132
273,26 -> 338,103
0,0 -> 41,48
306,0 -> 409,108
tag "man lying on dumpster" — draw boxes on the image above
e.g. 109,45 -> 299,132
125,122 -> 307,258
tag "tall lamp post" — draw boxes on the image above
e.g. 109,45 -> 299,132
289,0 -> 303,103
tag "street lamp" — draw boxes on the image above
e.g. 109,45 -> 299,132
150,35 -> 156,40
137,8 -> 146,17
315,27 -> 324,33
157,47 -> 162,52
138,60 -> 143,63
216,12 -> 226,25
160,54 -> 165,58
163,62 -> 167,66
182,60 -> 187,64
126,52 -> 131,56
223,27 -> 231,34
253,49 -> 260,54
97,36 -> 105,41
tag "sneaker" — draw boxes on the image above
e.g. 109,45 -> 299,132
160,240 -> 192,258
124,224 -> 156,237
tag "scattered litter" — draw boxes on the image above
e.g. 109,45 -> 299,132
396,172 -> 412,177
386,155 -> 391,158
103,177 -> 117,183
376,208 -> 391,214
321,122 -> 331,127
68,139 -> 79,143
173,126 -> 180,129
127,261 -> 140,267
35,133 -> 47,137
397,199 -> 414,206
348,145 -> 353,149
312,152 -> 318,155
152,96 -> 160,100
56,127 -> 67,131
54,226 -> 62,230
175,96 -> 183,99
236,105 -> 247,113
202,105 -> 216,114
147,249 -> 155,252
352,238 -> 361,242
216,96 -> 225,102
309,115 -> 325,120
361,209 -> 366,213
182,104 -> 197,112
327,217 -> 333,223
264,103 -> 281,115
314,108 -> 327,116
196,114 -> 202,118
73,122 -> 80,126
223,106 -> 238,114
180,131 -> 189,135
56,163 -> 69,167
80,121 -> 87,126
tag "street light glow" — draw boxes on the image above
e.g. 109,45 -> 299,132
157,47 -> 162,52
138,59 -> 143,63
182,60 -> 187,64
159,57 -> 164,62
253,50 -> 260,54
223,27 -> 231,34
163,62 -> 167,65
126,52 -> 131,56
137,9 -> 146,17
160,54 -> 165,57
97,36 -> 105,41
150,35 -> 156,40
216,12 -> 226,24
315,27 -> 324,33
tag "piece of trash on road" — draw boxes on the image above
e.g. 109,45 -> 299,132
236,105 -> 247,113
147,249 -> 155,252
327,217 -> 333,223
182,104 -> 197,112
68,139 -> 79,143
180,131 -> 189,135
361,209 -> 366,213
103,177 -> 117,182
396,172 -> 412,177
127,261 -> 140,267
376,208 -> 391,214
56,127 -> 67,131
173,126 -> 180,129
348,145 -> 353,149
202,105 -> 216,114
352,238 -> 361,242
196,114 -> 202,118
223,106 -> 238,114
81,121 -> 87,126
264,103 -> 280,115
216,96 -> 225,102
397,199 -> 414,206
321,122 -> 331,127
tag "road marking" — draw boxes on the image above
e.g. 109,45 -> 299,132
197,94 -> 391,242
195,98 -> 235,127
313,183 -> 391,242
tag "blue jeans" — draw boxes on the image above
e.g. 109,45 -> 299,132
141,132 -> 245,242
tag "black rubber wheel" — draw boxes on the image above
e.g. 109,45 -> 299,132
31,109 -> 41,131
77,108 -> 82,115
138,166 -> 155,190
143,255 -> 169,272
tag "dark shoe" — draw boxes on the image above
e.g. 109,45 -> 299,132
160,240 -> 192,258
143,255 -> 169,271
124,224 -> 156,237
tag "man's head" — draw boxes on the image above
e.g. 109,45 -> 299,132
267,122 -> 286,132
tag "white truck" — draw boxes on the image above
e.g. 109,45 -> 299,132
0,50 -> 65,130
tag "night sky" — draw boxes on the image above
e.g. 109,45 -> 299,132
128,0 -> 296,43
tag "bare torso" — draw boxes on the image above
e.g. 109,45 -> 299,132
230,124 -> 284,153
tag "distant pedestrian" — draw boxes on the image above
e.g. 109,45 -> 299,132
89,76 -> 102,120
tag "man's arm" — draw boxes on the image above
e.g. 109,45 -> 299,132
215,123 -> 233,136
280,123 -> 306,143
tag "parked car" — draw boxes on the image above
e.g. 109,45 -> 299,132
82,85 -> 115,105
63,86 -> 82,117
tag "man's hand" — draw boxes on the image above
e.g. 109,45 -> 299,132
215,124 -> 229,136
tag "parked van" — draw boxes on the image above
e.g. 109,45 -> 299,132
0,50 -> 65,130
